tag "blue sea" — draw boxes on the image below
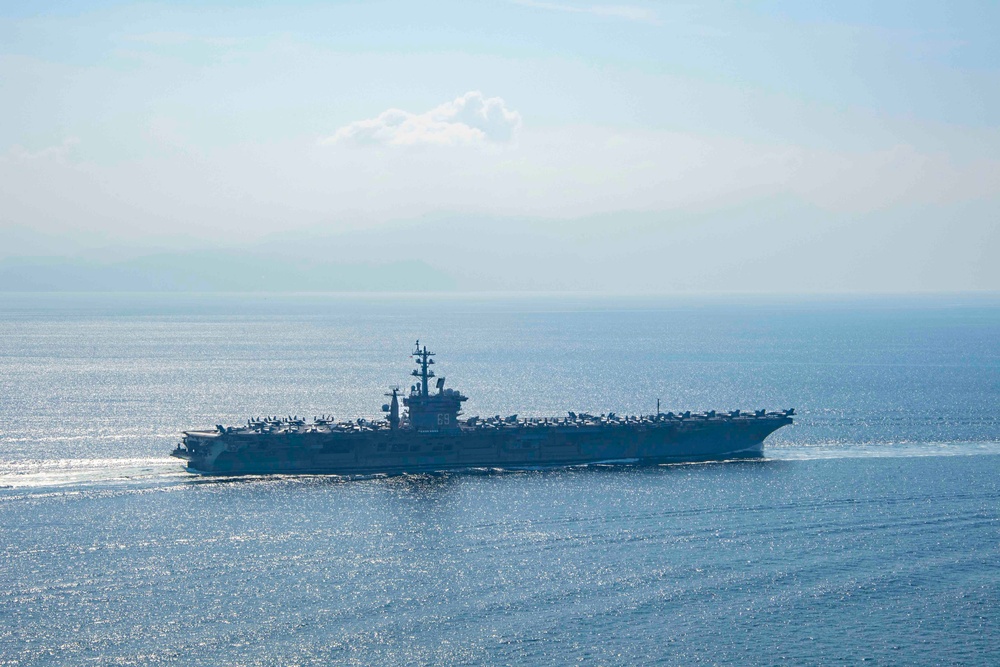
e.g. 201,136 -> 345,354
1,293 -> 998,665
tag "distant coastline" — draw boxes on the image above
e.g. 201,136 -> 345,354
0,255 -> 455,292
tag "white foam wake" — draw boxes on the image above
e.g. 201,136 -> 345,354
0,457 -> 187,490
766,441 -> 1000,461
2,442 -> 998,492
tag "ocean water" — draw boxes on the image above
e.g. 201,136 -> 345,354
1,293 -> 998,665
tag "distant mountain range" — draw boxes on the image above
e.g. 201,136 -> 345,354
3,200 -> 991,293
0,253 -> 454,292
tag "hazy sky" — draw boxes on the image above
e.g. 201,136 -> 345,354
2,1 -> 998,292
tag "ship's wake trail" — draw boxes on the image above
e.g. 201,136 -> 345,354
2,442 -> 998,495
766,440 -> 1000,461
0,457 -> 187,492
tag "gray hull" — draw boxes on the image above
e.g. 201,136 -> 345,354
175,415 -> 790,476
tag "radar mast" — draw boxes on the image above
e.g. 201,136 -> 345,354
411,340 -> 435,397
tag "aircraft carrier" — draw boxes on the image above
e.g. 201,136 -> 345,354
171,342 -> 793,475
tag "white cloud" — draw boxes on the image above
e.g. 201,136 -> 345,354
323,92 -> 522,147
510,0 -> 659,25
4,138 -> 79,163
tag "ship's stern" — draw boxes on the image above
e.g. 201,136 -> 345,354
173,431 -> 231,474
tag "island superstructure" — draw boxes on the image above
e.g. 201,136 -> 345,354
171,342 -> 793,475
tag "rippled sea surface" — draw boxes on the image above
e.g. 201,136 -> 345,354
2,293 -> 999,665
